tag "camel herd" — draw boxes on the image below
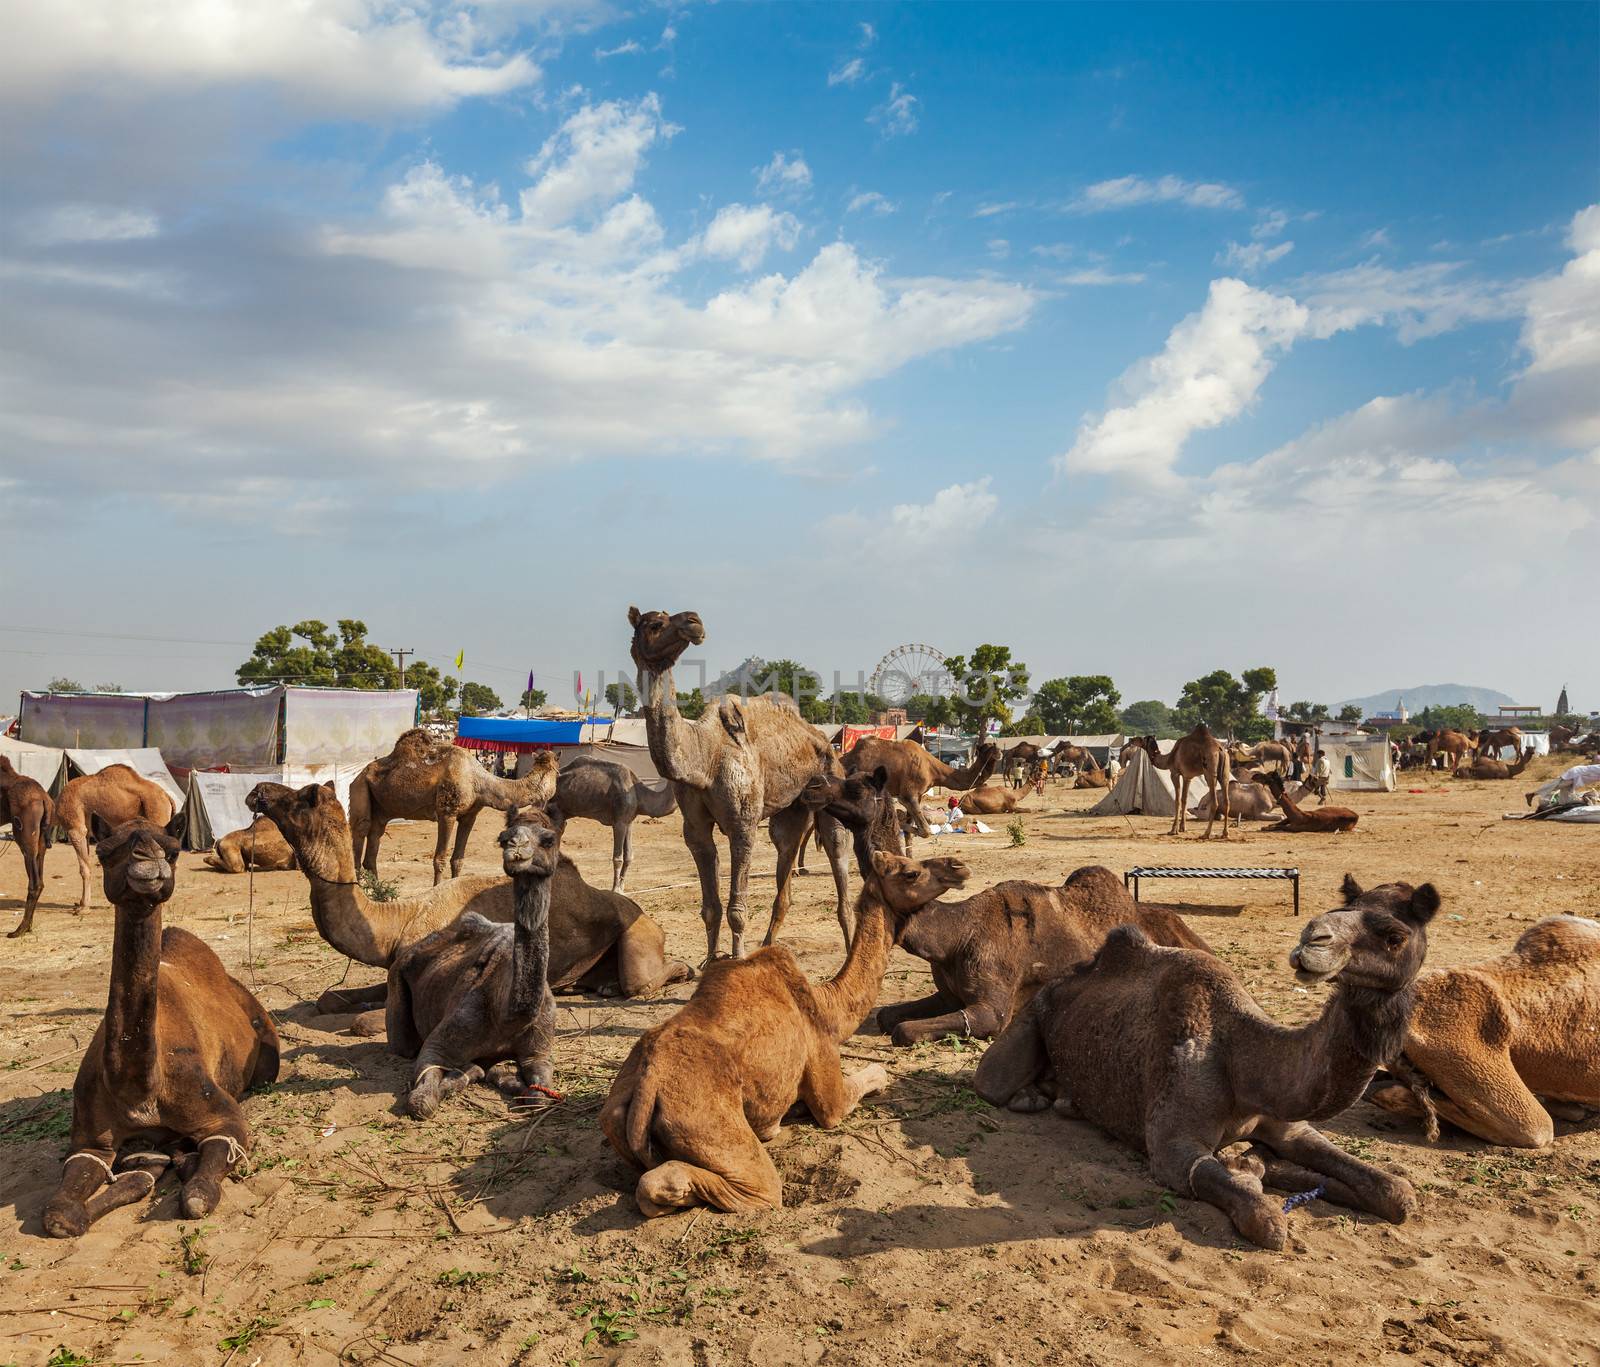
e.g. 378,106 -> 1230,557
6,606 -> 1599,1256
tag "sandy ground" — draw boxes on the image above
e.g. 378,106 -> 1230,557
2,756 -> 1597,1367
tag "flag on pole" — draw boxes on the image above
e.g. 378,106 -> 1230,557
454,649 -> 465,670
526,670 -> 535,697
575,671 -> 584,699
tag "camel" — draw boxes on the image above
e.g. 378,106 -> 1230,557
628,607 -> 849,961
975,874 -> 1439,1250
1476,726 -> 1524,761
202,815 -> 296,874
1369,915 -> 1599,1147
347,728 -> 559,885
956,782 -> 1027,815
1072,757 -> 1110,790
842,737 -> 997,840
1193,777 -> 1313,824
55,765 -> 176,915
554,757 -> 678,892
1454,746 -> 1536,781
42,811 -> 279,1237
1,754 -> 53,937
600,848 -> 971,1217
1426,728 -> 1477,771
1130,727 -> 1231,839
386,803 -> 563,1118
1231,741 -> 1293,774
245,782 -> 691,1034
878,864 -> 1211,1045
1256,772 -> 1359,833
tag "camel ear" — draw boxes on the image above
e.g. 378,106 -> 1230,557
296,783 -> 325,806
1403,884 -> 1441,925
870,850 -> 893,876
1340,873 -> 1363,903
870,765 -> 889,792
544,799 -> 565,829
165,808 -> 186,843
627,605 -> 641,626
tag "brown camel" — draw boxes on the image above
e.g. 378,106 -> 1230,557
975,875 -> 1439,1249
1426,728 -> 1477,771
42,811 -> 279,1236
386,802 -> 563,1118
1454,746 -> 1536,781
1072,757 -> 1110,790
1193,777 -> 1313,824
1370,915 -> 1600,1147
1,754 -> 54,937
956,782 -> 1027,815
55,764 -> 176,915
246,782 -> 691,1034
1257,771 -> 1359,833
878,864 -> 1211,1045
1476,726 -> 1524,761
1131,727 -> 1231,839
554,756 -> 678,892
347,728 -> 559,885
842,737 -> 998,840
1231,741 -> 1293,774
202,815 -> 296,874
601,849 -> 970,1217
628,607 -> 849,960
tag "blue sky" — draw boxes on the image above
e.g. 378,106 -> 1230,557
1,2 -> 1595,714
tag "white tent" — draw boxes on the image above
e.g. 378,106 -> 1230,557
1322,735 -> 1396,792
183,770 -> 283,849
1086,747 -> 1196,817
65,747 -> 185,808
0,735 -> 66,791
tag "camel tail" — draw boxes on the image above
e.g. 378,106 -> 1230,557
625,1070 -> 659,1169
41,794 -> 55,849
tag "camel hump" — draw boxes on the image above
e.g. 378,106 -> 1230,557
1513,915 -> 1600,965
1061,865 -> 1123,897
1091,923 -> 1161,973
1412,969 -> 1514,1050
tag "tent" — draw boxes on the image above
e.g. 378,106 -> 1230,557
0,735 -> 66,791
183,770 -> 283,849
1086,746 -> 1195,817
66,747 -> 184,808
1321,735 -> 1396,792
457,715 -> 664,783
1058,734 -> 1126,766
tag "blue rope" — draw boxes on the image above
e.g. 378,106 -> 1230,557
1282,1184 -> 1326,1213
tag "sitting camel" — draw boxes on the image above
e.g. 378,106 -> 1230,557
554,757 -> 678,892
1454,746 -> 1536,781
347,729 -> 559,885
956,783 -> 1027,815
386,803 -> 563,1118
246,783 -> 691,1034
56,764 -> 176,914
202,815 -> 296,874
1257,772 -> 1359,833
1370,914 -> 1600,1147
601,849 -> 970,1217
1,754 -> 53,937
1192,777 -> 1313,824
1071,757 -> 1110,790
975,875 -> 1439,1249
43,811 -> 279,1236
879,865 -> 1211,1045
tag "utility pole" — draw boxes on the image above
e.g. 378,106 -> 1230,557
389,647 -> 413,681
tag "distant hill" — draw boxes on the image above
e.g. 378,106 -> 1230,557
1338,684 -> 1516,716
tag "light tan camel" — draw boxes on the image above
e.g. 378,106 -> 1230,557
1370,915 -> 1599,1147
601,849 -> 970,1216
629,608 -> 849,960
956,782 -> 1027,815
55,765 -> 176,914
1230,741 -> 1293,774
43,811 -> 278,1236
1427,728 -> 1477,771
1454,746 -> 1536,781
1476,726 -> 1524,761
554,757 -> 678,892
1,755 -> 54,937
202,815 -> 296,874
1193,777 -> 1313,824
347,729 -> 558,885
842,737 -> 997,840
1131,727 -> 1231,839
246,782 -> 691,1034
976,875 -> 1439,1249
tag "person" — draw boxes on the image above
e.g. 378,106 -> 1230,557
1310,748 -> 1332,803
1107,753 -> 1122,783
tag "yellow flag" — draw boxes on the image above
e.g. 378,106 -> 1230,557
454,649 -> 465,670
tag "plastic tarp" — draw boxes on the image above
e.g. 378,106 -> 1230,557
283,688 -> 417,766
148,689 -> 280,770
457,715 -> 610,750
1323,735 -> 1396,792
0,735 -> 66,791
184,770 -> 283,849
21,692 -> 147,750
1087,746 -> 1195,817
65,747 -> 185,808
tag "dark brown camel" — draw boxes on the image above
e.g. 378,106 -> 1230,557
42,811 -> 279,1236
1257,772 -> 1359,833
975,875 -> 1439,1249
1,754 -> 54,937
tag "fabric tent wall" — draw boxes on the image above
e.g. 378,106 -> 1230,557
282,688 -> 418,766
21,693 -> 147,750
184,770 -> 283,849
1087,747 -> 1194,817
0,735 -> 66,791
149,689 -> 280,770
65,748 -> 184,808
1323,736 -> 1396,792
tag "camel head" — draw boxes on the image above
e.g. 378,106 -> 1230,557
245,781 -> 346,848
1289,874 -> 1438,991
807,765 -> 892,835
627,607 -> 706,673
868,849 -> 970,926
499,801 -> 565,880
91,809 -> 185,911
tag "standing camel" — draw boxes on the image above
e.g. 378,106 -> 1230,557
347,729 -> 558,885
554,757 -> 678,892
1,755 -> 53,937
842,737 -> 998,842
628,607 -> 850,961
1476,726 -> 1524,761
1427,729 -> 1477,771
55,765 -> 176,914
1131,727 -> 1231,839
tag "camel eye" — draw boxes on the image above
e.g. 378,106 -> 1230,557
1385,933 -> 1406,951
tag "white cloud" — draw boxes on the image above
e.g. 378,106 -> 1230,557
27,205 -> 161,244
1217,239 -> 1294,274
828,57 -> 866,87
1297,259 -> 1522,343
871,83 -> 919,137
755,150 -> 812,198
973,201 -> 1019,219
1510,204 -> 1600,448
1056,267 -> 1146,286
987,239 -> 1010,260
520,95 -> 676,229
858,22 -> 877,47
1069,175 -> 1244,214
698,203 -> 801,271
1360,226 -> 1394,251
846,191 -> 895,216
825,477 -> 998,550
595,40 -> 643,59
1252,210 -> 1291,240
1058,278 -> 1309,481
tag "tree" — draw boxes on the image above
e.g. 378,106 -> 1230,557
751,659 -> 822,707
1032,675 -> 1121,736
46,676 -> 83,693
92,682 -> 124,694
1337,703 -> 1364,724
1174,666 -> 1278,740
903,692 -> 953,728
404,662 -> 459,718
676,688 -> 706,720
1285,700 -> 1330,724
458,682 -> 502,716
521,687 -> 547,712
236,618 -> 399,689
944,644 -> 1029,735
605,680 -> 638,714
1415,703 -> 1482,734
1119,699 -> 1176,738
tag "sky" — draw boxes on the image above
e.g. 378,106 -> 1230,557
1,1 -> 1596,716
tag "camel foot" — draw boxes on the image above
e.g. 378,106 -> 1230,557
7,925 -> 31,938
350,1010 -> 386,1038
1006,1085 -> 1053,1114
637,1165 -> 701,1219
181,1176 -> 222,1219
42,1199 -> 91,1239
853,1064 -> 890,1097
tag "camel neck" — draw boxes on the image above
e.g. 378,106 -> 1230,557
510,872 -> 552,1016
638,663 -> 714,786
1233,983 -> 1414,1122
103,905 -> 162,1096
815,887 -> 897,1041
303,871 -> 408,966
477,769 -> 551,808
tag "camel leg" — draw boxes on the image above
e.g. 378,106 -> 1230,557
449,808 -> 480,881
43,1144 -> 119,1238
726,828 -> 756,960
1149,1135 -> 1286,1250
179,1099 -> 252,1218
889,997 -> 1005,1047
636,1146 -> 783,1218
614,917 -> 694,997
67,824 -> 92,914
798,1048 -> 889,1128
1398,1041 -> 1557,1148
815,812 -> 852,949
1249,1119 -> 1416,1224
876,988 -> 962,1037
612,818 -> 630,893
680,798 -> 725,964
317,981 -> 388,1015
974,996 -> 1052,1112
9,824 -> 45,936
384,966 -> 424,1060
761,803 -> 811,949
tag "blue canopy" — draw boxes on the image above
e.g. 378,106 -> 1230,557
456,715 -> 612,748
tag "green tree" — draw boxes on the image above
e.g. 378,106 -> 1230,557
1032,675 -> 1121,735
944,644 -> 1029,735
605,680 -> 639,714
1174,666 -> 1278,739
751,659 -> 822,710
46,676 -> 83,693
1118,699 -> 1176,738
1337,703 -> 1364,724
404,662 -> 459,718
236,618 -> 399,689
520,687 -> 547,711
458,682 -> 502,716
903,692 -> 953,728
1414,703 -> 1482,733
676,688 -> 706,720
1285,700 -> 1330,724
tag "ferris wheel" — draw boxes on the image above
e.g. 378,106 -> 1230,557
871,643 -> 955,707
